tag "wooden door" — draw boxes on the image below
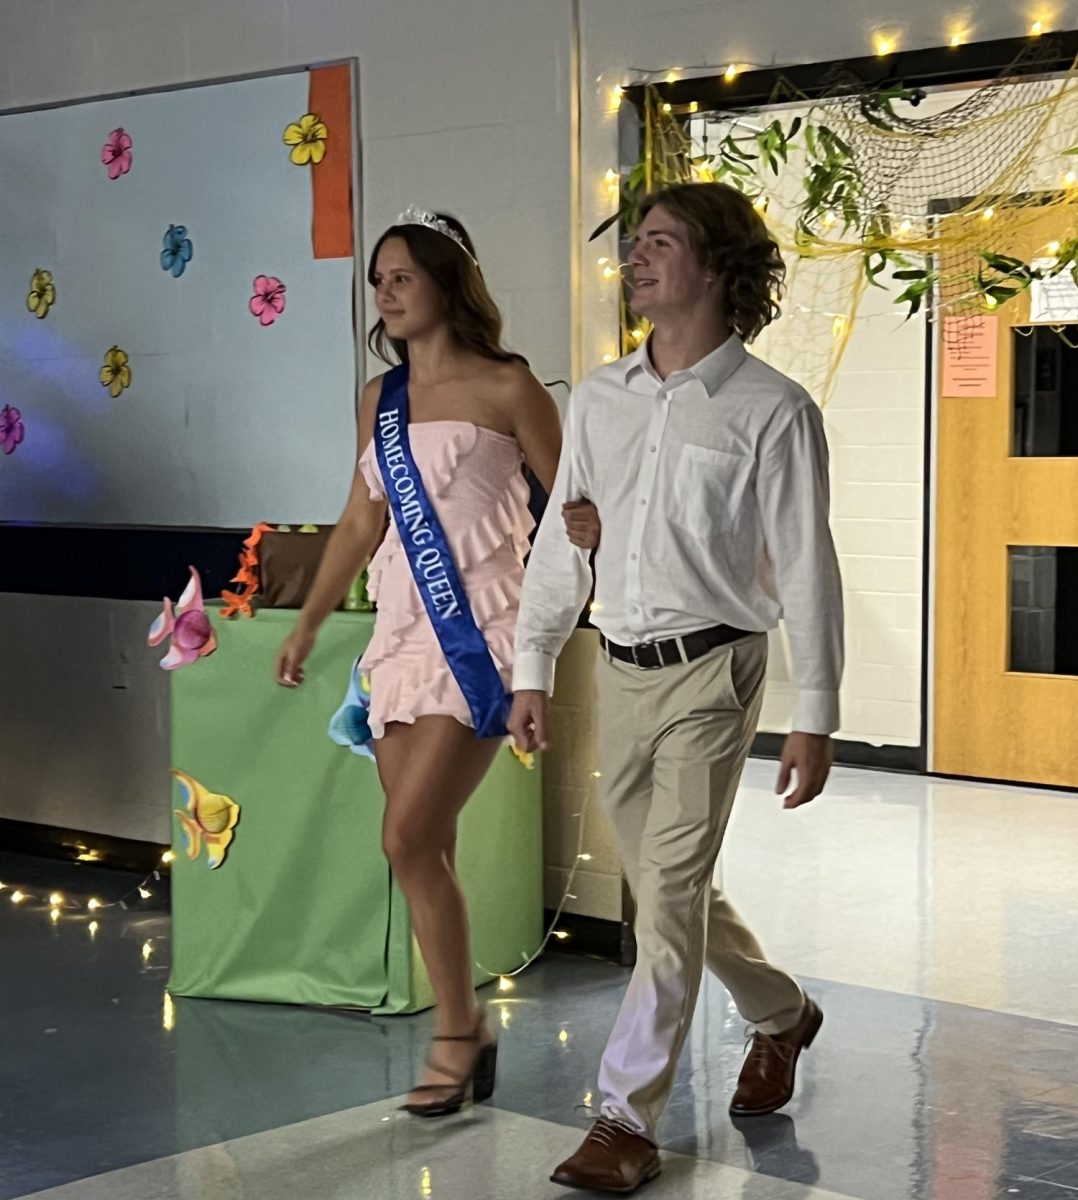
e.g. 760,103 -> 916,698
934,211 -> 1078,786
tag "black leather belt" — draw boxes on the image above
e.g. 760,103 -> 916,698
599,624 -> 753,670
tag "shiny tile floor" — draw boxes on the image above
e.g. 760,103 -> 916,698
3,763 -> 1078,1200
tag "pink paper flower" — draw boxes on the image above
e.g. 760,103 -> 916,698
147,566 -> 217,670
102,128 -> 133,180
1,405 -> 25,456
249,275 -> 286,326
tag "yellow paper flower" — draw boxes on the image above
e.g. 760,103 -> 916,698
100,345 -> 132,398
26,269 -> 56,319
283,112 -> 328,165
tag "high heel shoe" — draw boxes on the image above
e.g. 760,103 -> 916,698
400,1016 -> 499,1118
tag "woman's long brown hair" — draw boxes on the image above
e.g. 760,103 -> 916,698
367,214 -> 523,366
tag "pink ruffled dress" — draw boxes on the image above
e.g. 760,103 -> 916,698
357,421 -> 534,740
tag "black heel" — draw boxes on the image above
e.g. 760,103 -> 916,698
400,1013 -> 498,1118
472,1041 -> 498,1103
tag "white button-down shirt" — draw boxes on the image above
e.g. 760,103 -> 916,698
513,335 -> 845,734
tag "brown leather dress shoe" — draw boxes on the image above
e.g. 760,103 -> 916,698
551,1118 -> 661,1194
729,998 -> 823,1117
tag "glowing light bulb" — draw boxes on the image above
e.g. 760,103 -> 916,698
10,890 -> 26,905
753,195 -> 769,212
611,85 -> 624,110
985,294 -> 999,309
554,930 -> 570,941
602,265 -> 618,280
822,210 -> 837,228
559,1029 -> 570,1044
1031,19 -> 1044,36
88,921 -> 99,937
898,219 -> 913,235
662,102 -> 672,114
161,851 -> 174,865
950,30 -> 967,47
138,887 -> 152,900
87,898 -> 101,911
163,991 -> 175,1032
584,1091 -> 594,1107
591,770 -> 602,779
983,207 -> 995,220
578,853 -> 594,862
629,327 -> 646,344
498,976 -> 515,993
874,34 -> 897,56
665,70 -> 680,83
602,353 -> 616,364
50,909 -> 60,923
49,892 -> 63,907
142,941 -> 153,961
499,1005 -> 511,1029
832,315 -> 848,338
1048,240 -> 1061,255
724,63 -> 740,82
1065,171 -> 1077,187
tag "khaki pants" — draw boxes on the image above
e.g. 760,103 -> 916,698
595,634 -> 805,1141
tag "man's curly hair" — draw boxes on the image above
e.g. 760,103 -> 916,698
639,183 -> 786,342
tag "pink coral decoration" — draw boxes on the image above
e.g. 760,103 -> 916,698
147,566 -> 217,670
249,275 -> 286,326
102,128 -> 133,180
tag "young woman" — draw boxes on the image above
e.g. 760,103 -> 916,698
275,209 -> 598,1116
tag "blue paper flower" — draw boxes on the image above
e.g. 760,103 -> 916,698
161,224 -> 193,277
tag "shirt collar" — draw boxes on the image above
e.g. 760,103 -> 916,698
621,333 -> 747,396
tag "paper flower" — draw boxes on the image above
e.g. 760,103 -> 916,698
100,346 -> 132,397
171,770 -> 240,869
1,405 -> 25,456
283,113 -> 328,166
148,566 -> 217,670
249,275 -> 286,326
26,269 -> 56,319
161,224 -> 193,277
101,128 -> 133,180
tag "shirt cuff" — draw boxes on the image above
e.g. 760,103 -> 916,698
793,689 -> 840,736
512,650 -> 557,695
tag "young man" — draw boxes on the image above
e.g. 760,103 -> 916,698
508,182 -> 844,1194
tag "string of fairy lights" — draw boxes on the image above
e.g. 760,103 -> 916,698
0,849 -> 174,963
589,13 -> 1069,367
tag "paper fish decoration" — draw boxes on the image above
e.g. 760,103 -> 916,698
148,566 -> 216,669
508,743 -> 536,771
328,656 -> 376,761
171,769 -> 240,868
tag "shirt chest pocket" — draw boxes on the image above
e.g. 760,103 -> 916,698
669,443 -> 753,534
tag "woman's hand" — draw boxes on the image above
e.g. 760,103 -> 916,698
275,625 -> 316,687
563,500 -> 601,550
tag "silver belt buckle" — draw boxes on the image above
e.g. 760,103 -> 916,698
631,641 -> 657,670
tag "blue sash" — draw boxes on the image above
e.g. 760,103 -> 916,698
374,364 -> 510,739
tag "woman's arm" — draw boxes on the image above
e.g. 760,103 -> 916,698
275,377 -> 388,685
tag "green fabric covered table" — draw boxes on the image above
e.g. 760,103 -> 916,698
168,608 -> 543,1014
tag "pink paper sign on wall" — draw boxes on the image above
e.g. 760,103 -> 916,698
941,316 -> 998,397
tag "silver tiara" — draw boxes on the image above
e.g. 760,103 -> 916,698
395,206 -> 477,263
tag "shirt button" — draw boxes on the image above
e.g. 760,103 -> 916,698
640,498 -> 647,506
631,553 -> 638,561
631,606 -> 640,614
650,445 -> 657,453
